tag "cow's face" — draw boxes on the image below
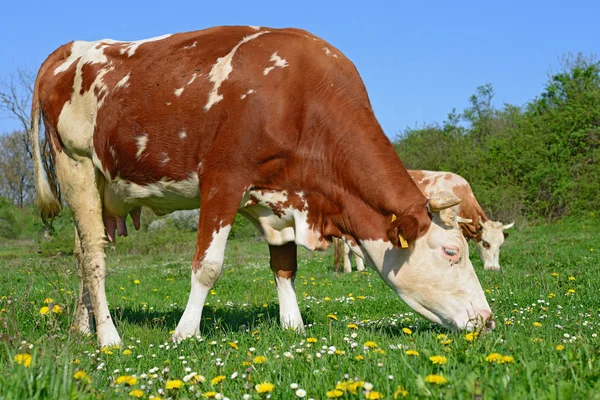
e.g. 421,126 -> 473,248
361,193 -> 494,332
476,219 -> 514,271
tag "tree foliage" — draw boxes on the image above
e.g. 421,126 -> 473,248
395,54 -> 600,221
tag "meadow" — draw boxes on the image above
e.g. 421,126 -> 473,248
0,216 -> 599,399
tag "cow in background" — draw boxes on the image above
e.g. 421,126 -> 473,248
335,170 -> 514,272
29,26 -> 494,347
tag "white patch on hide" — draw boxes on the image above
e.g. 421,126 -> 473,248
263,52 -> 289,75
179,131 -> 187,139
161,152 -> 170,165
119,34 -> 172,57
205,31 -> 268,111
174,87 -> 184,96
115,73 -> 130,90
183,41 -> 197,49
135,134 -> 148,159
249,26 -> 261,30
240,89 -> 255,99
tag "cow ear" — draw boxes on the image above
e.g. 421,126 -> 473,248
387,213 -> 422,248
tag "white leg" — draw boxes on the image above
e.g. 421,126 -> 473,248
343,243 -> 352,273
355,254 -> 366,271
173,225 -> 231,341
274,275 -> 304,331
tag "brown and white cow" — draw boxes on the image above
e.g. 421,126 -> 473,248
29,26 -> 493,347
409,170 -> 514,270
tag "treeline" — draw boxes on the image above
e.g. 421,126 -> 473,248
394,54 -> 599,222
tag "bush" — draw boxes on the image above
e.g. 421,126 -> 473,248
0,197 -> 19,238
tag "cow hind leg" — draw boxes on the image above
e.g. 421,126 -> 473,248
73,229 -> 94,334
270,242 -> 304,331
54,152 -> 120,347
173,179 -> 242,341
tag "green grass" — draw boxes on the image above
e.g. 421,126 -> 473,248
0,219 -> 599,399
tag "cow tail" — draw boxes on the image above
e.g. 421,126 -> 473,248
29,74 -> 61,223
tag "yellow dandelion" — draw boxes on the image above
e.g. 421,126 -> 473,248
14,354 -> 32,367
532,337 -> 543,343
324,297 -> 331,301
429,355 -> 447,364
465,332 -> 479,342
123,349 -> 132,355
255,382 -> 275,393
241,361 -> 251,366
335,349 -> 345,355
551,272 -> 558,277
39,306 -> 50,315
405,349 -> 419,356
327,314 -> 338,321
533,322 -> 542,327
101,347 -> 113,355
567,289 -> 575,294
502,355 -> 514,363
194,375 -> 206,383
228,342 -> 238,350
73,370 -> 90,383
366,391 -> 384,399
394,386 -> 408,398
51,304 -> 62,314
568,276 -> 575,281
441,339 -> 452,345
129,389 -> 144,398
326,389 -> 344,398
556,345 -> 565,351
115,376 -> 137,386
436,334 -> 447,340
203,391 -> 217,398
549,293 -> 556,299
253,356 -> 266,364
347,323 -> 358,330
133,279 -> 140,285
402,327 -> 412,335
210,375 -> 226,385
505,320 -> 513,325
44,298 -> 54,303
374,348 -> 385,355
364,341 -> 378,348
355,355 -> 364,361
485,353 -> 503,363
424,374 -> 448,385
165,380 -> 184,390
307,337 -> 318,343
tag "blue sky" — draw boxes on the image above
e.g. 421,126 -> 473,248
1,0 -> 598,137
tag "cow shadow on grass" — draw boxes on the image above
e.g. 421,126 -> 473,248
114,304 -> 317,335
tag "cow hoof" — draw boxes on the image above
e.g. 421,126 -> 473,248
98,331 -> 122,348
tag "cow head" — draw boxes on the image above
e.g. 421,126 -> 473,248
476,217 -> 514,271
359,192 -> 494,332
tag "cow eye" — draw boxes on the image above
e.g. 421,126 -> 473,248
482,241 -> 490,249
444,248 -> 457,257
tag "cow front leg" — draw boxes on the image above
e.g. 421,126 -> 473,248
270,242 -> 304,332
173,183 -> 240,341
343,242 -> 353,273
54,153 -> 120,347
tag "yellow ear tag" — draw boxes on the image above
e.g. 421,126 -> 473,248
391,214 -> 409,249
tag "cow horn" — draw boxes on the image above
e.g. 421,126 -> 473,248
428,192 -> 461,213
503,221 -> 515,230
456,216 -> 472,224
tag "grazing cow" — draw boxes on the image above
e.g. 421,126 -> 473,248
335,170 -> 514,272
29,26 -> 494,347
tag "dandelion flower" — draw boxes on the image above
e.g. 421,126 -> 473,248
402,328 -> 412,335
429,355 -> 447,365
116,376 -> 138,386
166,379 -> 184,389
73,370 -> 90,383
134,279 -> 140,284
364,341 -> 378,348
355,355 -> 364,361
255,382 -> 275,393
551,272 -> 558,277
405,350 -> 419,357
326,389 -> 344,398
51,304 -> 63,314
465,332 -> 479,342
485,353 -> 503,363
101,347 -> 113,355
123,349 -> 132,355
436,334 -> 447,340
129,389 -> 144,398
347,323 -> 358,330
228,342 -> 238,350
424,374 -> 448,385
556,345 -> 565,351
365,391 -> 383,399
210,375 -> 226,385
568,276 -> 575,281
393,386 -> 408,398
307,337 -> 318,343
14,353 -> 32,367
327,314 -> 338,321
502,356 -> 514,363
253,356 -> 266,364
40,306 -> 50,315
533,322 -> 542,327
203,392 -> 217,398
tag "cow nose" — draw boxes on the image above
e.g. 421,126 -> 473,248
477,309 -> 495,331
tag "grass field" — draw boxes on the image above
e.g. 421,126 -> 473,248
0,217 -> 599,399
